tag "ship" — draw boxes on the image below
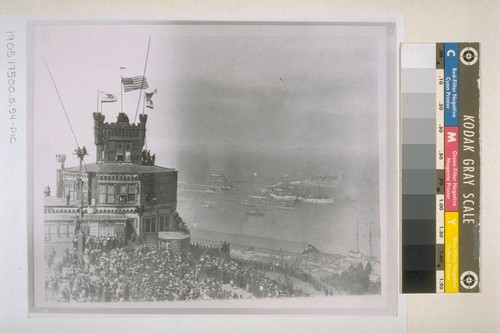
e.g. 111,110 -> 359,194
270,192 -> 334,204
269,178 -> 337,204
245,209 -> 264,216
209,171 -> 226,178
300,196 -> 334,204
202,199 -> 216,204
208,171 -> 234,189
249,194 -> 267,200
270,192 -> 298,201
275,204 -> 294,211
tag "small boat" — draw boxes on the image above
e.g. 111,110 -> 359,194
240,201 -> 255,207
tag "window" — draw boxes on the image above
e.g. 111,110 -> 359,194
168,216 -> 174,230
125,143 -> 131,162
59,224 -> 66,238
107,185 -> 115,203
99,183 -> 137,204
119,185 -> 128,202
151,217 -> 157,233
116,143 -> 124,161
99,223 -> 115,236
145,218 -> 151,233
116,223 -> 125,236
48,224 -> 58,240
159,216 -> 165,231
128,185 -> 137,202
98,185 -> 107,203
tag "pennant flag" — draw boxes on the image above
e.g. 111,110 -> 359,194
99,90 -> 118,103
121,76 -> 149,92
145,89 -> 157,109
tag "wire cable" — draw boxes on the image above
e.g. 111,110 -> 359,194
43,57 -> 81,149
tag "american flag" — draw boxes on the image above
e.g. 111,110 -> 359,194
121,76 -> 149,92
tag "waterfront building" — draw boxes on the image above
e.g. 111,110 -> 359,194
43,111 -> 189,251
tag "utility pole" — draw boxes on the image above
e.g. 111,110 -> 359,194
74,146 -> 87,266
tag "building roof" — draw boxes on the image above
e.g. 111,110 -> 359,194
44,196 -> 69,207
158,232 -> 190,241
63,162 -> 176,174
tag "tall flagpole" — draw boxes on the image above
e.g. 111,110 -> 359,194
134,37 -> 151,123
120,76 -> 124,114
97,90 -> 100,113
120,67 -> 126,114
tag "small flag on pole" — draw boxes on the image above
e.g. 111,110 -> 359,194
145,89 -> 157,109
121,76 -> 149,92
99,90 -> 118,103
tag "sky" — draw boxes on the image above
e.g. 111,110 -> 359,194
32,22 -> 389,190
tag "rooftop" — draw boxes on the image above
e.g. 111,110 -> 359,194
63,162 -> 175,174
44,196 -> 70,207
158,232 -> 190,241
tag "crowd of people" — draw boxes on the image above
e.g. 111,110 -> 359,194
189,242 -> 230,259
85,235 -> 127,251
230,257 -> 324,292
45,242 -> 312,303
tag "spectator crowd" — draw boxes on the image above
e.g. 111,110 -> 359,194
45,242 -> 316,303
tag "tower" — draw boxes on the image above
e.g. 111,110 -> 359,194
93,112 -> 148,164
55,154 -> 66,198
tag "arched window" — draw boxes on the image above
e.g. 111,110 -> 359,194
124,143 -> 132,162
116,143 -> 124,161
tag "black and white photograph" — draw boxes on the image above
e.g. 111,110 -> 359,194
29,21 -> 398,314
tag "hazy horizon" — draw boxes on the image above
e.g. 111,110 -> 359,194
33,23 -> 384,193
